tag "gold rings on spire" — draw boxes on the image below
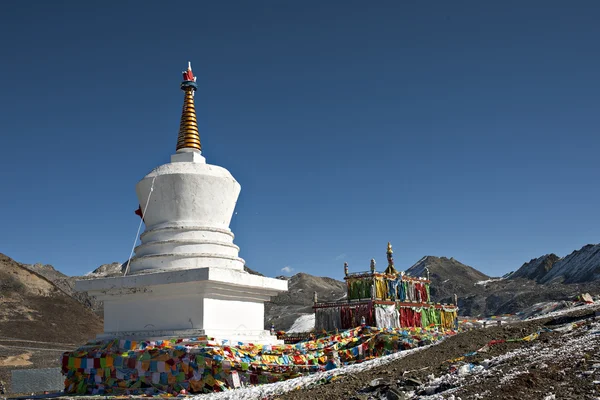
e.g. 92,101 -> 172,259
176,87 -> 202,152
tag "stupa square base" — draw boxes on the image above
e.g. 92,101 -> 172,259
170,150 -> 206,163
76,267 -> 287,345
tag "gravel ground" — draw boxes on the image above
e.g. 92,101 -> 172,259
0,339 -> 70,395
276,306 -> 600,400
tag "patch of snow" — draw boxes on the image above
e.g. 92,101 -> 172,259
475,278 -> 503,286
406,257 -> 428,276
499,369 -> 527,384
287,314 -> 315,333
415,256 -> 427,265
525,301 -> 599,321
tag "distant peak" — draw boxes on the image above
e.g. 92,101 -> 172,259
407,254 -> 490,281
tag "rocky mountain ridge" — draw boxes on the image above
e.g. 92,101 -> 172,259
507,243 -> 600,284
21,262 -> 130,316
507,254 -> 560,282
0,254 -> 104,342
541,244 -> 600,283
4,242 -> 599,332
265,243 -> 600,327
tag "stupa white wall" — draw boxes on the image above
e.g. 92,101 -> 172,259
129,154 -> 244,273
76,151 -> 288,344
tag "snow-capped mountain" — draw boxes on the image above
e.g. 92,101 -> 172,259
508,244 -> 600,284
540,244 -> 600,284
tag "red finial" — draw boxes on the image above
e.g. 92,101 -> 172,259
182,61 -> 196,82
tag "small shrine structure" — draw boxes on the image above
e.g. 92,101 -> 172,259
313,242 -> 458,331
75,63 -> 287,344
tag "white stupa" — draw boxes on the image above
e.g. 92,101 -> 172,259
76,62 -> 287,344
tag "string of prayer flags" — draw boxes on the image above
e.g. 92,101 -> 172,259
62,325 -> 456,395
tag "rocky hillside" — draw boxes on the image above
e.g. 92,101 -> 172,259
265,273 -> 346,331
541,244 -> 600,284
508,254 -> 560,282
403,246 -> 600,317
278,305 -> 600,400
23,261 -> 129,316
508,244 -> 600,284
0,254 -> 103,342
457,278 -> 600,316
455,243 -> 600,317
22,263 -> 100,313
83,262 -> 126,278
406,256 -> 490,303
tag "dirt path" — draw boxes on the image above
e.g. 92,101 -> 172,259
0,352 -> 32,367
0,344 -> 71,352
0,337 -> 77,346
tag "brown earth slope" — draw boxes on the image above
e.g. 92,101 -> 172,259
21,262 -> 104,316
0,253 -> 103,393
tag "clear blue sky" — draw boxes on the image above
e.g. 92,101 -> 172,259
0,1 -> 598,279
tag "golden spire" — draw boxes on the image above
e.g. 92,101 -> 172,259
385,241 -> 398,275
176,62 -> 202,152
